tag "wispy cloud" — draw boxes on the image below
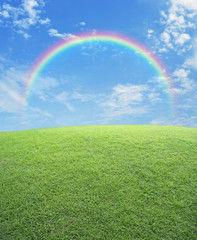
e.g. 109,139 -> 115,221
0,0 -> 50,38
54,90 -> 96,111
150,115 -> 197,128
150,117 -> 172,126
0,82 -> 24,105
22,106 -> 54,128
0,59 -> 27,113
0,82 -> 25,113
28,107 -> 54,118
55,91 -> 75,111
173,115 -> 197,128
71,91 -> 95,102
31,76 -> 59,101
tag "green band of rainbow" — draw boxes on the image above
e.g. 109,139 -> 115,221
24,31 -> 175,116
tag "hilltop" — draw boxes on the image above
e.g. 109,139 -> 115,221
0,125 -> 196,239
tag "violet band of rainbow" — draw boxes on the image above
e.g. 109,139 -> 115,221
23,31 -> 175,117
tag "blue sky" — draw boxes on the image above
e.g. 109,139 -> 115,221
0,0 -> 197,131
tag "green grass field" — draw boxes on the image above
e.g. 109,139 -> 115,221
0,125 -> 197,239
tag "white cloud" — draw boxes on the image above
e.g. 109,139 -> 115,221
48,28 -> 76,39
172,68 -> 195,94
23,0 -> 39,18
160,31 -> 171,44
172,0 -> 197,11
158,47 -> 168,53
101,83 -> 148,118
173,68 -> 188,78
150,0 -> 197,122
148,92 -> 161,102
175,33 -> 190,45
110,84 -> 148,105
0,0 -> 50,38
158,0 -> 197,53
79,21 -> 86,26
39,17 -> 50,24
0,8 -> 10,18
75,21 -> 86,28
147,29 -> 154,38
17,30 -> 31,39
160,31 -> 173,49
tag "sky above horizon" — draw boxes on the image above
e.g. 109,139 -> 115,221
0,0 -> 197,131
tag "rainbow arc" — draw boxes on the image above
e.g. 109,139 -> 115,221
23,31 -> 175,117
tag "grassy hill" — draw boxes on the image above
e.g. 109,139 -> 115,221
0,125 -> 196,239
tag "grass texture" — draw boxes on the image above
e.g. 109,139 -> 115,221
0,125 -> 197,239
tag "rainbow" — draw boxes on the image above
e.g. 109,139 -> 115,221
23,31 -> 175,115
